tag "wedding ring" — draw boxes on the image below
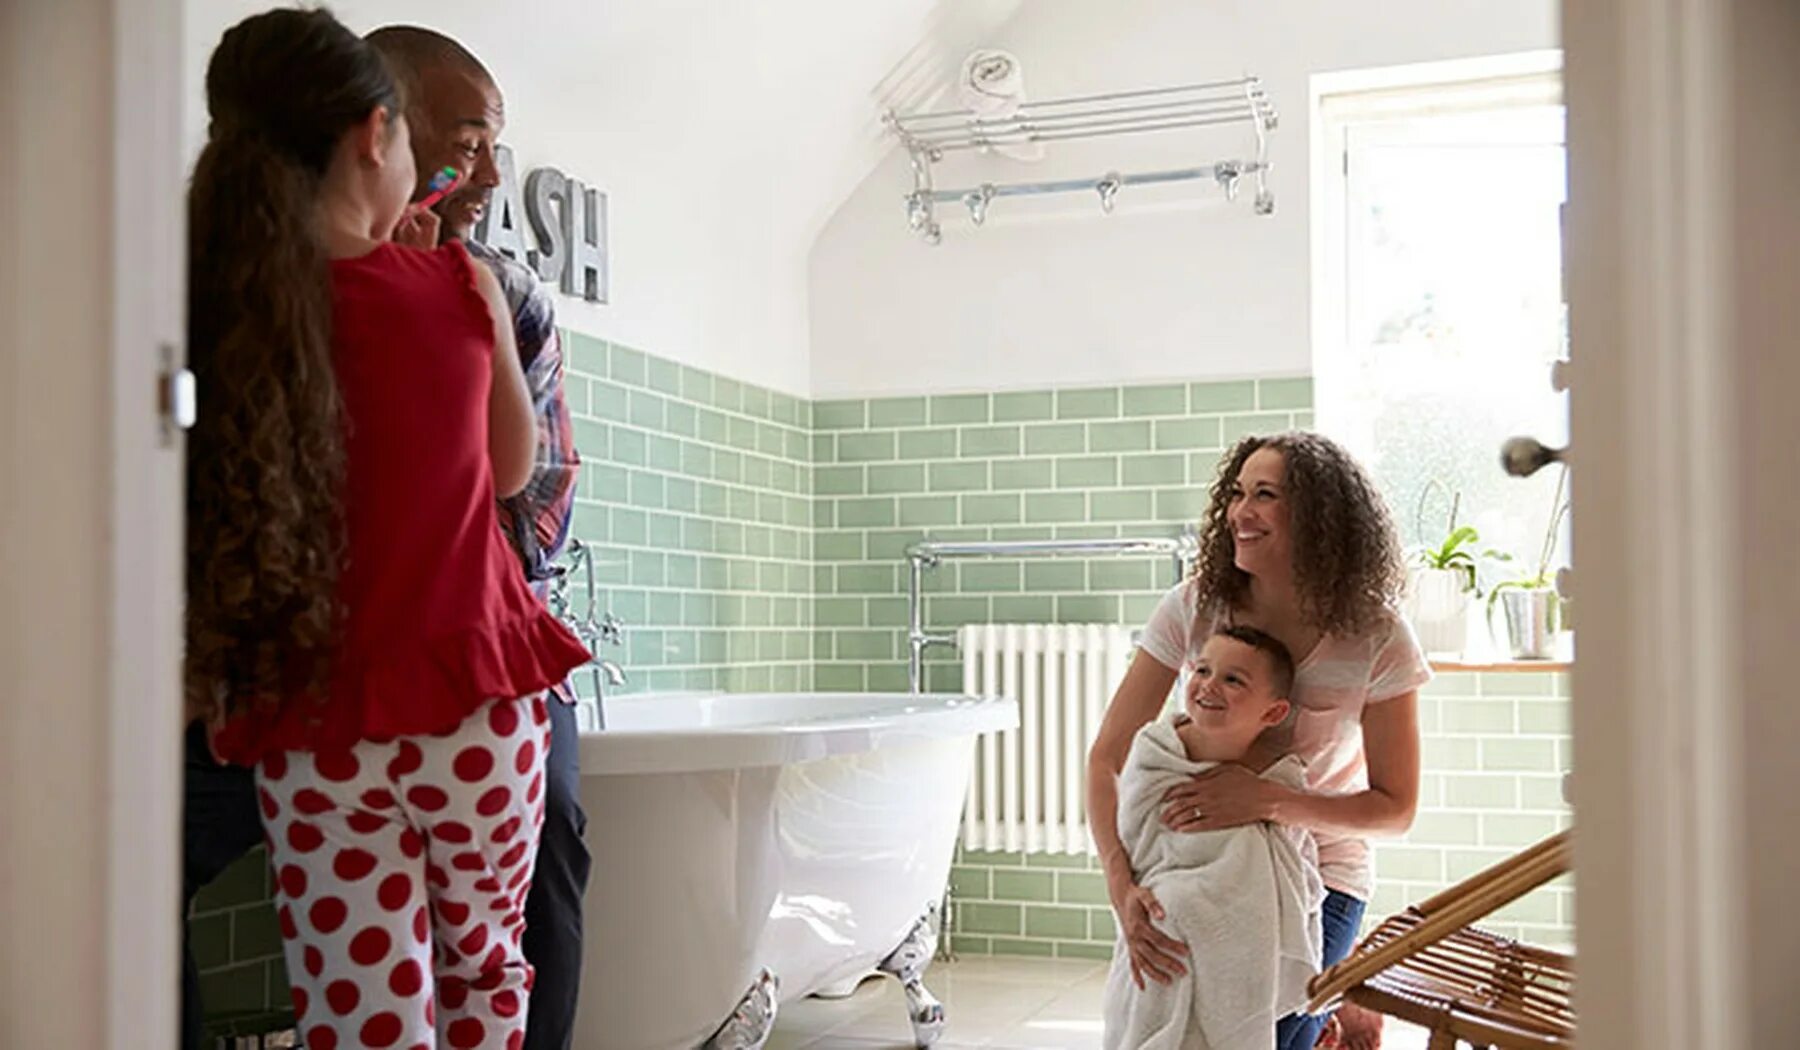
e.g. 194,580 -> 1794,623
1192,806 -> 1203,821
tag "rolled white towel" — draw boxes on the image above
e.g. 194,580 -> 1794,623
959,49 -> 1025,117
958,48 -> 1043,161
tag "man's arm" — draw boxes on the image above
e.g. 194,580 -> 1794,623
506,326 -> 580,574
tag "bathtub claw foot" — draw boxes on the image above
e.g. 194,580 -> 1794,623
878,906 -> 946,1047
702,968 -> 780,1050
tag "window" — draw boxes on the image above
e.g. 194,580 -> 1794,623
1314,61 -> 1570,597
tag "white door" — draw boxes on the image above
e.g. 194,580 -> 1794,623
0,0 -> 186,1045
1565,0 -> 1800,1045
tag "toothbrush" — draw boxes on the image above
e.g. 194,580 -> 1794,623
413,166 -> 462,211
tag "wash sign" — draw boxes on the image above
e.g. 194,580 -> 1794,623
472,145 -> 609,304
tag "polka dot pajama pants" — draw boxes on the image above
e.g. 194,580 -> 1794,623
256,695 -> 551,1050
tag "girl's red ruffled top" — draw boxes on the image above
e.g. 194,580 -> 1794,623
215,241 -> 590,763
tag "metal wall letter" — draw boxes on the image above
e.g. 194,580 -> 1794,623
473,145 -> 608,305
563,179 -> 609,303
472,145 -> 529,261
525,168 -> 569,285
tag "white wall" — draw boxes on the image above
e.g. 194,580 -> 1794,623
183,0 -> 1022,396
810,0 -> 1559,398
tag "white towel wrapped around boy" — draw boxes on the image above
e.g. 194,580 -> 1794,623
1103,627 -> 1327,1050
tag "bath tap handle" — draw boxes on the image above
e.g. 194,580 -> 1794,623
596,659 -> 627,687
599,613 -> 625,647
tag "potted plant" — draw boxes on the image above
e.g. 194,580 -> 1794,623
1405,486 -> 1506,656
1487,465 -> 1572,659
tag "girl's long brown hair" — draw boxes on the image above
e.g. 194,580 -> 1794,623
1191,431 -> 1407,638
184,8 -> 400,720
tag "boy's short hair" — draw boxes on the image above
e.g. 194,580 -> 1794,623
1211,624 -> 1296,699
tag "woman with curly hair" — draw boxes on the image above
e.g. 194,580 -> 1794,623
185,9 -> 589,1047
1087,431 -> 1429,1050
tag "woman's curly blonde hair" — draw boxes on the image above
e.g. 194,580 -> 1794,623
1191,431 -> 1406,638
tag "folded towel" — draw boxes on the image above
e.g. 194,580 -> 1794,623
957,48 -> 1043,161
1102,716 -> 1326,1050
959,49 -> 1025,116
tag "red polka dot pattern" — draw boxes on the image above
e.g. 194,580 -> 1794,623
333,848 -> 378,882
287,822 -> 325,853
260,702 -> 544,1050
377,873 -> 412,912
360,1012 -> 402,1048
309,897 -> 348,935
293,788 -> 335,815
349,926 -> 392,967
388,958 -> 423,997
315,750 -> 360,783
347,811 -> 386,835
453,746 -> 494,782
326,979 -> 360,1016
447,1017 -> 486,1048
488,701 -> 519,738
405,785 -> 449,812
279,865 -> 309,899
476,786 -> 512,817
387,740 -> 422,779
433,821 -> 474,844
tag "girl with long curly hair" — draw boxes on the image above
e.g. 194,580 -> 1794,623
1086,431 -> 1429,1050
186,9 -> 588,1047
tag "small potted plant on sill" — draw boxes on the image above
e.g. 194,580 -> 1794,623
1487,465 -> 1572,660
1406,484 -> 1507,657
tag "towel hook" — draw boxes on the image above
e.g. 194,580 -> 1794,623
964,184 -> 996,225
1096,172 -> 1123,213
1213,160 -> 1242,202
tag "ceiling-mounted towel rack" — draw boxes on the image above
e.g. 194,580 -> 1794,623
884,75 -> 1278,244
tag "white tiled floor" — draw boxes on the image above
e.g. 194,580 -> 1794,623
768,956 -> 1435,1049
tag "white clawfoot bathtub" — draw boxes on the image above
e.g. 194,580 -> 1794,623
574,691 -> 1018,1050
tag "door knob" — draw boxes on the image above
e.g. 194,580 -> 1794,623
1501,436 -> 1566,478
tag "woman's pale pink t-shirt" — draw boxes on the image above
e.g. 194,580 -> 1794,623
1137,582 -> 1432,900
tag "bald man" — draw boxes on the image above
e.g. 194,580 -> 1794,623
368,27 -> 589,1050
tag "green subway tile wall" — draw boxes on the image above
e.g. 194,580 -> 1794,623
809,380 -> 1312,697
560,333 -> 818,698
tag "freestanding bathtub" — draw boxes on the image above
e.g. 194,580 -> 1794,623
574,691 -> 1018,1050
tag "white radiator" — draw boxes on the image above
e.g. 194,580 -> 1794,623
958,623 -> 1136,856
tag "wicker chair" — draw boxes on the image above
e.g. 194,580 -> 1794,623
1305,830 -> 1575,1049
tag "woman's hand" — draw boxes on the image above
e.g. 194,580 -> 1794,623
1160,764 -> 1285,832
392,206 -> 440,249
1108,869 -> 1189,989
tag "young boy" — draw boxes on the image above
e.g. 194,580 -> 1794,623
1102,626 -> 1326,1050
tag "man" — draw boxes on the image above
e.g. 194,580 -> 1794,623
366,27 -> 590,1050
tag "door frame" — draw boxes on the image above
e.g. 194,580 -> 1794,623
0,0 -> 186,1045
